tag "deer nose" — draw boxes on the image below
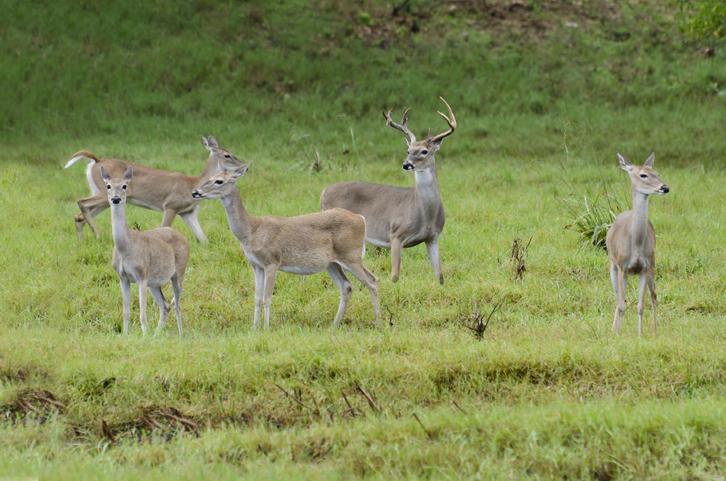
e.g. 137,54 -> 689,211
192,190 -> 201,198
402,161 -> 414,171
661,185 -> 670,194
111,196 -> 122,204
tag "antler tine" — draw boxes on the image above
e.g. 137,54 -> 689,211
428,96 -> 457,143
383,107 -> 416,143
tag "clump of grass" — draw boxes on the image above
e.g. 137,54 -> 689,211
556,116 -> 629,251
562,185 -> 625,250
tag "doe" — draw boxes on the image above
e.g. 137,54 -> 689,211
192,162 -> 381,329
103,166 -> 190,336
605,152 -> 669,336
65,136 -> 243,241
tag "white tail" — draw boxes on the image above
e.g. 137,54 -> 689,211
320,97 -> 456,285
102,166 -> 190,336
66,136 -> 243,241
605,152 -> 670,336
192,162 -> 382,329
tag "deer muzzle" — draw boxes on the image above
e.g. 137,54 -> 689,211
402,161 -> 414,171
660,185 -> 670,194
192,190 -> 203,198
111,196 -> 122,204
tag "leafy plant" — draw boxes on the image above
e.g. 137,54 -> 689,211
678,0 -> 726,46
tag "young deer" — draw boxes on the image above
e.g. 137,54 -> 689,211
192,162 -> 382,329
65,136 -> 243,241
605,152 -> 670,336
103,166 -> 190,336
320,97 -> 456,285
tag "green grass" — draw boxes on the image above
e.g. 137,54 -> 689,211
3,0 -> 726,479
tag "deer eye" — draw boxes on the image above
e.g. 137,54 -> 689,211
421,150 -> 428,155
215,180 -> 224,185
106,185 -> 111,190
640,174 -> 648,178
122,185 -> 127,190
224,154 -> 231,159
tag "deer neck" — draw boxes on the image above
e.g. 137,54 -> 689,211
413,162 -> 442,218
109,202 -> 132,253
220,184 -> 259,243
628,187 -> 650,250
192,154 -> 219,188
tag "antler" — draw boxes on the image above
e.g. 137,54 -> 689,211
383,107 -> 416,144
427,97 -> 456,143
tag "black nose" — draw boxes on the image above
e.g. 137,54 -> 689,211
111,197 -> 121,204
402,162 -> 413,171
662,185 -> 670,193
192,190 -> 201,198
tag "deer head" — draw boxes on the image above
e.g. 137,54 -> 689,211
192,161 -> 252,199
617,152 -> 669,196
101,166 -> 133,205
383,97 -> 456,172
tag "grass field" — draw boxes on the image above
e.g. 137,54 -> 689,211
2,1 -> 726,479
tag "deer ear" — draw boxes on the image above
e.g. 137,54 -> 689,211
202,136 -> 218,151
123,166 -> 133,181
644,152 -> 655,167
100,166 -> 111,181
233,162 -> 251,178
617,152 -> 633,172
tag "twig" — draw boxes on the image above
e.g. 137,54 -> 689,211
355,383 -> 379,412
341,390 -> 359,417
452,400 -> 468,414
274,383 -> 317,416
384,305 -> 394,327
412,413 -> 434,441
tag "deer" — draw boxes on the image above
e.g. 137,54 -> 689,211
65,136 -> 243,242
191,162 -> 382,330
320,97 -> 456,285
605,152 -> 670,337
102,166 -> 190,336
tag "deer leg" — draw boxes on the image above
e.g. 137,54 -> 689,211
612,267 -> 626,334
425,236 -> 444,285
171,274 -> 184,337
390,238 -> 403,283
120,278 -> 132,335
252,265 -> 265,330
648,273 -> 658,334
77,195 -> 108,239
326,263 -> 353,328
148,285 -> 170,334
74,204 -> 108,240
341,261 -> 382,327
609,261 -> 619,298
637,273 -> 648,338
161,208 -> 177,228
138,279 -> 149,335
180,209 -> 208,242
262,266 -> 278,330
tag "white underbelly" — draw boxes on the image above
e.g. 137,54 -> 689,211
129,198 -> 163,211
366,237 -> 391,249
280,265 -> 322,276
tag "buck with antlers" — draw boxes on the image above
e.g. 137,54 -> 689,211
102,166 -> 189,336
192,162 -> 382,330
606,152 -> 669,337
65,136 -> 243,241
320,97 -> 456,285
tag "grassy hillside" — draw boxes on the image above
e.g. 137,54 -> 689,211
2,1 -> 726,479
